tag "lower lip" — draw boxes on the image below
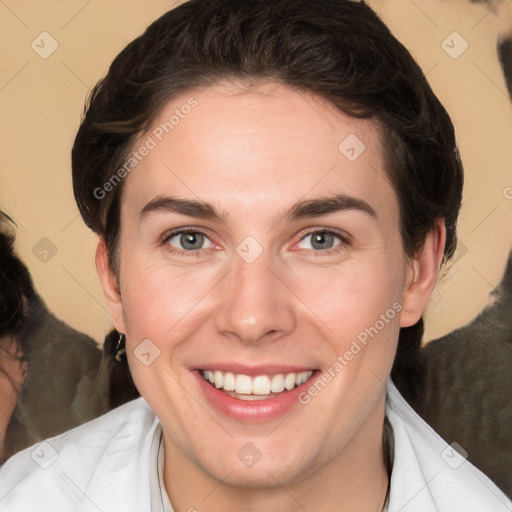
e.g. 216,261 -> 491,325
193,370 -> 318,422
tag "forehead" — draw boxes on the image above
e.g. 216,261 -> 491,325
121,81 -> 397,226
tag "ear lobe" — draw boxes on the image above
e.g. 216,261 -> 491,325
400,221 -> 446,328
95,237 -> 126,333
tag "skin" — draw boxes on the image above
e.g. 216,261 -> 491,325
0,336 -> 26,460
96,81 -> 445,511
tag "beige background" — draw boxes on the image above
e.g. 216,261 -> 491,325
1,0 -> 511,345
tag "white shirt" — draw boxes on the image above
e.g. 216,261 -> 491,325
0,380 -> 510,511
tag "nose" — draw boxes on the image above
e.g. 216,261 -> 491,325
213,248 -> 296,345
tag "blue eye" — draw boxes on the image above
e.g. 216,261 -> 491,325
297,230 -> 345,252
165,230 -> 213,252
161,228 -> 349,259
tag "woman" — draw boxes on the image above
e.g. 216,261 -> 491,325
0,0 -> 510,510
0,217 -> 28,460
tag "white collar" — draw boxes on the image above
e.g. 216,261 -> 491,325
147,379 -> 511,511
150,423 -> 174,512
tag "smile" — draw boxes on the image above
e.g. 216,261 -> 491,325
201,369 -> 314,400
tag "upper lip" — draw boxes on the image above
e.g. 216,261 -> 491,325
195,364 -> 317,376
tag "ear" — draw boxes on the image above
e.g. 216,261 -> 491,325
400,220 -> 446,328
95,237 -> 126,333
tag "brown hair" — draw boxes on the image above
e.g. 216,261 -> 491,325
71,0 -> 464,374
0,214 -> 33,386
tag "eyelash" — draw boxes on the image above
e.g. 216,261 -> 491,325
161,227 -> 351,258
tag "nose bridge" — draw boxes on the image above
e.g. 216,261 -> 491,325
213,244 -> 295,343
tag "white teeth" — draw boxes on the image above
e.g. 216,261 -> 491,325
252,375 -> 271,395
295,371 -> 309,386
214,371 -> 223,389
285,373 -> 296,390
201,369 -> 315,396
270,374 -> 285,393
230,393 -> 271,401
223,372 -> 235,391
235,374 -> 253,394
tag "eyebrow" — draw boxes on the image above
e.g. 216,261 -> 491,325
139,193 -> 376,224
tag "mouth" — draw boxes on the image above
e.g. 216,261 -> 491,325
200,369 -> 315,401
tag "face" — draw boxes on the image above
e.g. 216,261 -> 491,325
97,81 -> 441,489
0,336 -> 26,450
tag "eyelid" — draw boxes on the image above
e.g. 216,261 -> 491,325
161,226 -> 352,257
161,226 -> 214,244
161,228 -> 216,259
295,226 -> 352,245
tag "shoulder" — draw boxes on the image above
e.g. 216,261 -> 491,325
0,397 -> 158,511
386,379 -> 512,512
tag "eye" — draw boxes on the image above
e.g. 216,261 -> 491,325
296,230 -> 346,252
164,230 -> 213,253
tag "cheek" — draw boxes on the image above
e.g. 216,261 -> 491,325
119,256 -> 217,341
290,254 -> 404,340
0,352 -> 25,417
119,232 -> 406,360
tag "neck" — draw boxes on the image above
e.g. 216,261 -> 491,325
0,382 -> 17,463
0,336 -> 25,462
163,399 -> 390,512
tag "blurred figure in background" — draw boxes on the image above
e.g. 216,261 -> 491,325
0,212 -> 109,462
393,251 -> 512,497
0,213 -> 30,460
